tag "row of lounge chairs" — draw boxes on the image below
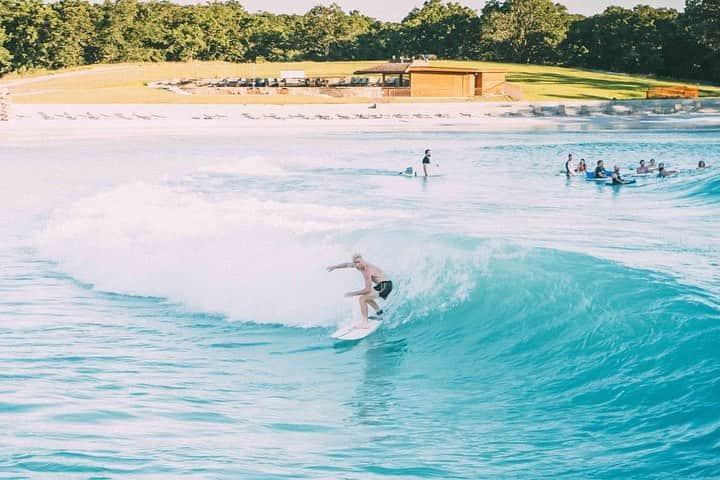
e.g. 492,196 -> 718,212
33,112 -> 468,121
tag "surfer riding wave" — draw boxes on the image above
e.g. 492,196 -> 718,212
327,253 -> 392,328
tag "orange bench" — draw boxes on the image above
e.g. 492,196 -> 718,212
647,86 -> 699,99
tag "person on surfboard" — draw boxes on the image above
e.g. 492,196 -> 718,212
611,165 -> 631,185
327,253 -> 393,328
657,162 -> 678,177
594,160 -> 608,178
576,159 -> 587,173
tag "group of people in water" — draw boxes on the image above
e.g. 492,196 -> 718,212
564,153 -> 711,185
333,148 -> 713,330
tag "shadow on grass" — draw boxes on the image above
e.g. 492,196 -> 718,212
508,71 -> 657,94
542,92 -> 618,100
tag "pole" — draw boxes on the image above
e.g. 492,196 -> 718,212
0,88 -> 8,121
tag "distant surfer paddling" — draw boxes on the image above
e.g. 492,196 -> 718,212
327,254 -> 393,328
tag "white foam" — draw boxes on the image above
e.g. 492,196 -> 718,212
197,155 -> 288,177
38,181 -> 485,328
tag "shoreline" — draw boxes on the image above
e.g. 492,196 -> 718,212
5,97 -> 720,119
2,100 -> 720,141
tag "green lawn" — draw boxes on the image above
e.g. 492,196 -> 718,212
1,60 -> 718,104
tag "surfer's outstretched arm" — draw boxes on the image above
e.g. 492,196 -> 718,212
327,262 -> 353,272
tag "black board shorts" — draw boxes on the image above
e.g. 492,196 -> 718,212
374,281 -> 393,300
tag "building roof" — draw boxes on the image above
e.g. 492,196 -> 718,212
354,63 -> 412,75
408,65 -> 507,74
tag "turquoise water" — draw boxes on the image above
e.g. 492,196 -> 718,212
1,118 -> 719,478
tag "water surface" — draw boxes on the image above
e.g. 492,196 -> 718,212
1,117 -> 719,478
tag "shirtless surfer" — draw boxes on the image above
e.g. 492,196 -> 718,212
327,254 -> 393,328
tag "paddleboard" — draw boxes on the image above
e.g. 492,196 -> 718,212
402,172 -> 444,178
331,319 -> 381,341
586,171 -> 613,180
401,165 -> 443,177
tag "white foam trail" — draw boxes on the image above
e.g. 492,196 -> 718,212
39,182 -> 487,328
197,155 -> 288,177
36,183 -> 379,326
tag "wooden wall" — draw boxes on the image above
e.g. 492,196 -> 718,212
410,72 -> 474,97
475,72 -> 506,96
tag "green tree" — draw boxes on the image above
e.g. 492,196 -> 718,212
686,0 -> 720,50
565,6 -> 680,74
401,0 -> 481,59
298,4 -> 365,60
95,0 -> 145,62
351,20 -> 399,60
328,10 -> 376,60
0,25 -> 11,73
197,1 -> 252,62
246,12 -> 302,62
0,0 -> 54,70
684,0 -> 720,81
0,2 -> 13,73
167,22 -> 205,61
46,0 -> 94,68
480,0 -> 571,64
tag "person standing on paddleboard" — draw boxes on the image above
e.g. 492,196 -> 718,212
327,253 -> 393,328
422,149 -> 432,177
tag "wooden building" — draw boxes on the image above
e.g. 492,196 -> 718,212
354,62 -> 507,98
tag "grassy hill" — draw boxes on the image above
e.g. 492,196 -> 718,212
1,60 -> 718,104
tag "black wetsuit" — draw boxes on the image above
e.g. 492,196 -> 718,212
374,281 -> 393,300
422,155 -> 431,165
595,166 -> 606,178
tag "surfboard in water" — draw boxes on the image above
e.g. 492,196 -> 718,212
400,165 -> 443,177
604,179 -> 637,186
331,320 -> 382,341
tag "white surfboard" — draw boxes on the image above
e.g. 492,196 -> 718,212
400,165 -> 443,177
331,320 -> 382,341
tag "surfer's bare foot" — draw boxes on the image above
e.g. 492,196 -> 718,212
355,322 -> 370,329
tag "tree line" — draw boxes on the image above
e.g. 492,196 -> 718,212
0,0 -> 718,82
